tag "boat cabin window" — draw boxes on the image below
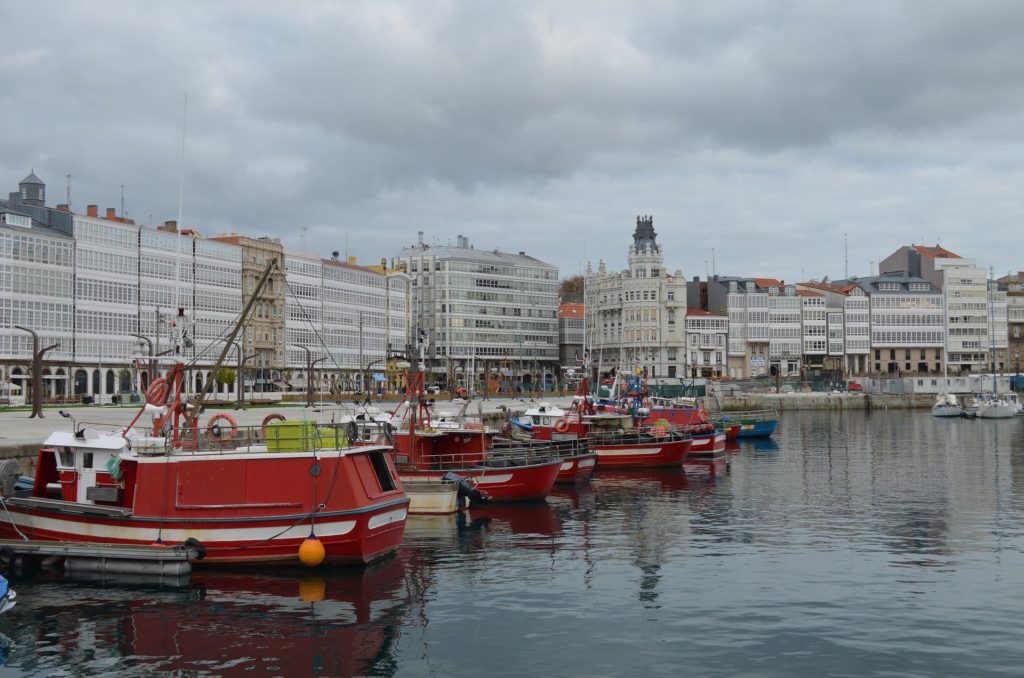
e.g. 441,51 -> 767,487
369,450 -> 396,492
58,447 -> 74,468
83,452 -> 94,469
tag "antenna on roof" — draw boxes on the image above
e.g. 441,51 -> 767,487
121,184 -> 125,216
844,232 -> 848,279
66,174 -> 71,209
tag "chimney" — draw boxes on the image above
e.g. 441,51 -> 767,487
417,231 -> 424,246
87,204 -> 98,217
163,220 -> 178,232
348,255 -> 357,265
518,251 -> 525,256
56,204 -> 69,212
106,207 -> 116,220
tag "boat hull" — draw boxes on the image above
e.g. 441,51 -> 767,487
398,459 -> 561,503
555,453 -> 598,484
734,420 -> 778,438
931,405 -> 964,418
0,498 -> 409,565
977,405 -> 1016,419
592,437 -> 691,469
688,431 -> 727,457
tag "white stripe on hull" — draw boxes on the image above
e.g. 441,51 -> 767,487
476,474 -> 514,485
400,472 -> 515,485
4,510 -> 358,544
577,458 -> 597,469
367,508 -> 408,530
595,447 -> 662,457
559,461 -> 574,471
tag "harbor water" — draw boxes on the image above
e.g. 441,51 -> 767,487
1,410 -> 1023,676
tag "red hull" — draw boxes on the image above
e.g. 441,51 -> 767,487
399,460 -> 561,502
0,502 -> 409,565
592,437 -> 691,469
688,431 -> 727,456
555,453 -> 598,484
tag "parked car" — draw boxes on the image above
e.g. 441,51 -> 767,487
426,385 -> 442,395
847,382 -> 863,392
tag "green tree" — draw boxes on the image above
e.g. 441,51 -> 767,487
216,368 -> 237,389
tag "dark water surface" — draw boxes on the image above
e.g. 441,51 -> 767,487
2,410 -> 1023,677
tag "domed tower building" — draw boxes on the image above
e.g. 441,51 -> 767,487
585,216 -> 688,388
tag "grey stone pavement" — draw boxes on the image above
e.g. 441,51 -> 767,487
0,395 -> 575,453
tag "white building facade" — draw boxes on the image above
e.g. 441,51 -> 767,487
398,234 -> 559,393
684,309 -> 727,378
585,217 -> 687,381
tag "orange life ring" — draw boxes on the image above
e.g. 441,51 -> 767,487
146,377 -> 170,406
207,413 -> 239,444
554,419 -> 570,433
261,413 -> 286,437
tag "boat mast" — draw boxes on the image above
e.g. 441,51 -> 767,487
180,258 -> 279,435
988,268 -> 997,395
942,273 -> 950,393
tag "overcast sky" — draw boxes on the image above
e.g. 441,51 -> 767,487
4,1 -> 1023,284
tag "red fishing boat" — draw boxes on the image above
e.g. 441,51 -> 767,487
0,261 -> 408,566
386,372 -> 562,503
582,410 -> 692,468
508,402 -> 597,484
641,396 -> 727,458
0,372 -> 408,565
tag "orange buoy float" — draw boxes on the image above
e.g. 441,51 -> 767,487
299,534 -> 326,567
206,412 -> 239,443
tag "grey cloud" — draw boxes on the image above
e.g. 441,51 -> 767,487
1,1 -> 1023,283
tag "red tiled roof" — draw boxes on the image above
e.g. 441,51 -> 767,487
686,307 -> 725,317
753,277 -> 784,289
559,303 -> 585,318
913,245 -> 960,259
796,289 -> 823,297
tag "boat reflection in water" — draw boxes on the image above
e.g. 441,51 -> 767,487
403,501 -> 564,554
12,557 -> 411,676
591,467 -> 691,494
744,437 -> 780,455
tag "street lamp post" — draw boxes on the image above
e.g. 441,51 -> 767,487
299,346 -> 327,407
365,357 -> 385,401
131,334 -> 157,386
226,339 -> 258,410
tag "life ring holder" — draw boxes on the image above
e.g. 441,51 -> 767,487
261,413 -> 286,438
554,419 -> 570,433
207,413 -> 239,444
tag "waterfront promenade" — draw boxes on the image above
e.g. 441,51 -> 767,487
0,395 -> 577,455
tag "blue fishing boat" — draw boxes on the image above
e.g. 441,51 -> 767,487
713,409 -> 778,439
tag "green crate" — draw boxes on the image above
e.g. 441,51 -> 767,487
265,420 -> 319,452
